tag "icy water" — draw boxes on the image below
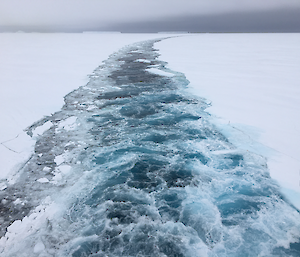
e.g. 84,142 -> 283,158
1,39 -> 300,256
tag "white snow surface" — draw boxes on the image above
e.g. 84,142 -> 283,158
0,33 -> 299,210
156,34 -> 300,209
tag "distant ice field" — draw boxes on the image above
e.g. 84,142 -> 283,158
0,33 -> 299,256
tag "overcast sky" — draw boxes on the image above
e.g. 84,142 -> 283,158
1,0 -> 300,32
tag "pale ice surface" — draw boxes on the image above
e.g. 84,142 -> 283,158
156,34 -> 300,209
0,33 -> 299,211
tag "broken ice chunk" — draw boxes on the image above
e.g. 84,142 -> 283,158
58,165 -> 72,175
34,241 -> 45,253
32,121 -> 52,137
146,68 -> 174,77
54,155 -> 65,166
37,178 -> 49,183
57,116 -> 77,131
43,167 -> 51,172
134,59 -> 151,63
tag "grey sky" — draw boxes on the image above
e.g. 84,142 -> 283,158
1,0 -> 300,32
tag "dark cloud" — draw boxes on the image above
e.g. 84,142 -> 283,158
1,1 -> 300,33
105,8 -> 300,33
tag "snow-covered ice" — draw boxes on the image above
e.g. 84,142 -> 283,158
0,33 -> 300,255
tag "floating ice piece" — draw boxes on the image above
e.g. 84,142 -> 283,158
37,178 -> 49,183
130,50 -> 143,53
146,67 -> 174,77
134,59 -> 151,63
57,116 -> 77,131
33,241 -> 45,253
50,170 -> 63,184
86,105 -> 97,111
13,198 -> 23,205
54,154 -> 65,166
58,165 -> 72,175
42,166 -> 51,172
32,121 -> 52,137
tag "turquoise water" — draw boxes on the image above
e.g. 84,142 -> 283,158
1,39 -> 300,256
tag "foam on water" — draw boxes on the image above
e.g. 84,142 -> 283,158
0,39 -> 300,256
